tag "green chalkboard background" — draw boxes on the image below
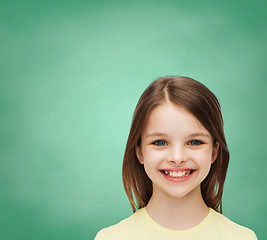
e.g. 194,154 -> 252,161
1,0 -> 266,239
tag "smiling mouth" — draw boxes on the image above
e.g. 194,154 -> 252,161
160,169 -> 195,178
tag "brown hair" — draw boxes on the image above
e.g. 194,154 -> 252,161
122,76 -> 229,213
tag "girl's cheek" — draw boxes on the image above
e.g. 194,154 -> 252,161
190,148 -> 212,159
148,150 -> 166,161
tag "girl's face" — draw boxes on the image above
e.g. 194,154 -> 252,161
135,102 -> 219,200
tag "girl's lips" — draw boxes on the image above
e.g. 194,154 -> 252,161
159,169 -> 196,182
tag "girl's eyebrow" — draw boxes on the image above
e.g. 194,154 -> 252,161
145,132 -> 210,139
188,133 -> 210,138
145,132 -> 168,138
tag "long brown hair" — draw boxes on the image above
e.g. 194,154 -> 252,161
122,76 -> 229,213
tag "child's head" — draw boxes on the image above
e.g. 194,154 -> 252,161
122,76 -> 229,213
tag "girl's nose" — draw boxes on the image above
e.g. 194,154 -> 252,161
168,146 -> 187,165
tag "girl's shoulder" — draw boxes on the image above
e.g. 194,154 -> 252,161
94,208 -> 145,240
208,208 -> 257,239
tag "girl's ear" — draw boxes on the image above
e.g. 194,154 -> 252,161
211,142 -> 219,164
135,144 -> 144,164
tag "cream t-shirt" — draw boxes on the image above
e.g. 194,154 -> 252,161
94,208 -> 257,240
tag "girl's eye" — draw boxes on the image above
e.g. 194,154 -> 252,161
153,140 -> 167,146
189,140 -> 202,146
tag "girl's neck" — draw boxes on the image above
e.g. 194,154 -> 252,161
145,186 -> 209,231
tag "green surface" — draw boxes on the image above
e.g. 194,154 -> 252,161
0,0 -> 266,239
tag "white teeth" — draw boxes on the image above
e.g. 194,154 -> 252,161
163,170 -> 191,178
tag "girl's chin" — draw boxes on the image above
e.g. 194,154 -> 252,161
152,184 -> 201,200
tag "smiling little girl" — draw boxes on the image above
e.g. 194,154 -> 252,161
94,76 -> 257,239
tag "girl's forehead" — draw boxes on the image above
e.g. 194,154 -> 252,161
142,102 -> 210,136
